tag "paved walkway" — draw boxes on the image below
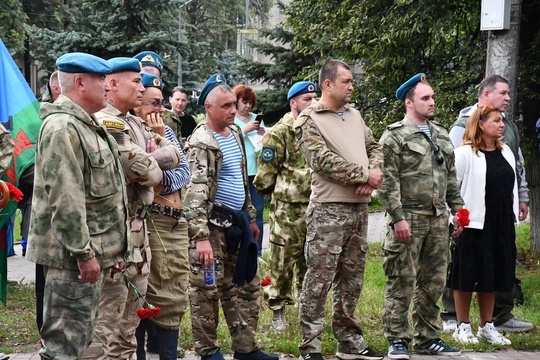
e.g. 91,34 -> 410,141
5,349 -> 540,359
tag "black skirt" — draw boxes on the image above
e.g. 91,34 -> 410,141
448,149 -> 516,292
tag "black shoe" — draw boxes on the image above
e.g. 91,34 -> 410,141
387,339 -> 409,360
234,350 -> 279,360
336,347 -> 384,360
415,338 -> 460,356
202,352 -> 225,360
302,354 -> 324,360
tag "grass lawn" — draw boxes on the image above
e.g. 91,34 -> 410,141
1,223 -> 539,356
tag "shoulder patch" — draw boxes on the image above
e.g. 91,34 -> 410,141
261,147 -> 276,162
102,119 -> 125,130
386,122 -> 403,130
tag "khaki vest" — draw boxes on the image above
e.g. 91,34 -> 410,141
310,108 -> 370,203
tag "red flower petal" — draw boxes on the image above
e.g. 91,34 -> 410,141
260,276 -> 272,287
5,182 -> 23,202
457,208 -> 470,227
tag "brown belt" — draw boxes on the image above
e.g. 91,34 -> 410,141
149,202 -> 184,220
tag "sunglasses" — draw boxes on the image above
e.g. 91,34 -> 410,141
141,100 -> 164,109
432,144 -> 444,165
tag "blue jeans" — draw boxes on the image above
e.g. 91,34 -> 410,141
248,176 -> 264,255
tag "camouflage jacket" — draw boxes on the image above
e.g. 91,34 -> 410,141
378,116 -> 464,223
253,112 -> 311,203
96,104 -> 181,263
27,95 -> 130,269
183,121 -> 255,243
0,123 -> 13,177
162,109 -> 182,143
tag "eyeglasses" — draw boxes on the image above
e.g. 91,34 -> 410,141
141,100 -> 164,109
432,144 -> 444,165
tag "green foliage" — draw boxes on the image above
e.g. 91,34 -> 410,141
285,0 -> 487,137
179,0 -> 272,85
254,88 -> 289,126
0,0 -> 28,53
29,0 -> 177,73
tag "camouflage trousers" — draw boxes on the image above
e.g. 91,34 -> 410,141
146,215 -> 190,329
299,202 -> 369,356
82,261 -> 150,360
265,198 -> 307,311
39,266 -> 106,360
188,223 -> 260,356
382,211 -> 449,347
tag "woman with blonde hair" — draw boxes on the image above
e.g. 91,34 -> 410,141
449,104 -> 518,346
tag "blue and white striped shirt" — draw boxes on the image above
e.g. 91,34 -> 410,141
160,126 -> 190,194
213,131 -> 246,210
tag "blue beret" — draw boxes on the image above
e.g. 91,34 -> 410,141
396,73 -> 427,101
197,73 -> 227,106
56,52 -> 111,74
287,81 -> 317,100
134,51 -> 164,75
141,73 -> 163,90
108,57 -> 142,74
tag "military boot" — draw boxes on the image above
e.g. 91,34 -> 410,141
271,308 -> 287,331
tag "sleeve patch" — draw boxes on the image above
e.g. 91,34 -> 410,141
261,147 -> 276,162
102,119 -> 125,130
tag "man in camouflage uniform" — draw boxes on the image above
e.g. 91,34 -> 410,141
26,52 -> 130,359
82,57 -> 181,360
377,73 -> 463,359
293,60 -> 384,360
253,81 -> 316,331
183,73 -> 277,360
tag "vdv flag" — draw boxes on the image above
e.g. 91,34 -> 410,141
0,39 -> 42,305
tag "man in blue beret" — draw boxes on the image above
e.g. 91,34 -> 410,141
82,57 -> 182,360
293,60 -> 384,360
183,74 -> 278,360
26,52 -> 131,359
131,72 -> 191,360
377,73 -> 463,359
134,51 -> 164,77
253,81 -> 317,331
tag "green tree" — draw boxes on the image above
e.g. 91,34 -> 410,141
285,0 -> 486,137
237,4 -> 321,124
179,0 -> 272,84
0,0 -> 28,53
29,0 -> 177,73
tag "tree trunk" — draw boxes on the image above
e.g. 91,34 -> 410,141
528,147 -> 540,252
485,0 -> 522,123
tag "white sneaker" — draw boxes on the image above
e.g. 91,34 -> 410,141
477,322 -> 511,345
452,323 -> 479,344
442,319 -> 458,333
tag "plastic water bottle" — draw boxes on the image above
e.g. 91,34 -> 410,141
204,261 -> 215,285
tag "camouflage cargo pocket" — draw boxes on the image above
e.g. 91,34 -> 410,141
87,148 -> 118,198
382,241 -> 412,277
49,279 -> 95,318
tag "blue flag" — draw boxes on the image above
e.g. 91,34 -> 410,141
0,39 -> 43,305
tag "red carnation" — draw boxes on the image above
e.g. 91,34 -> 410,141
260,276 -> 271,287
136,305 -> 161,319
457,208 -> 470,227
5,182 -> 23,202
